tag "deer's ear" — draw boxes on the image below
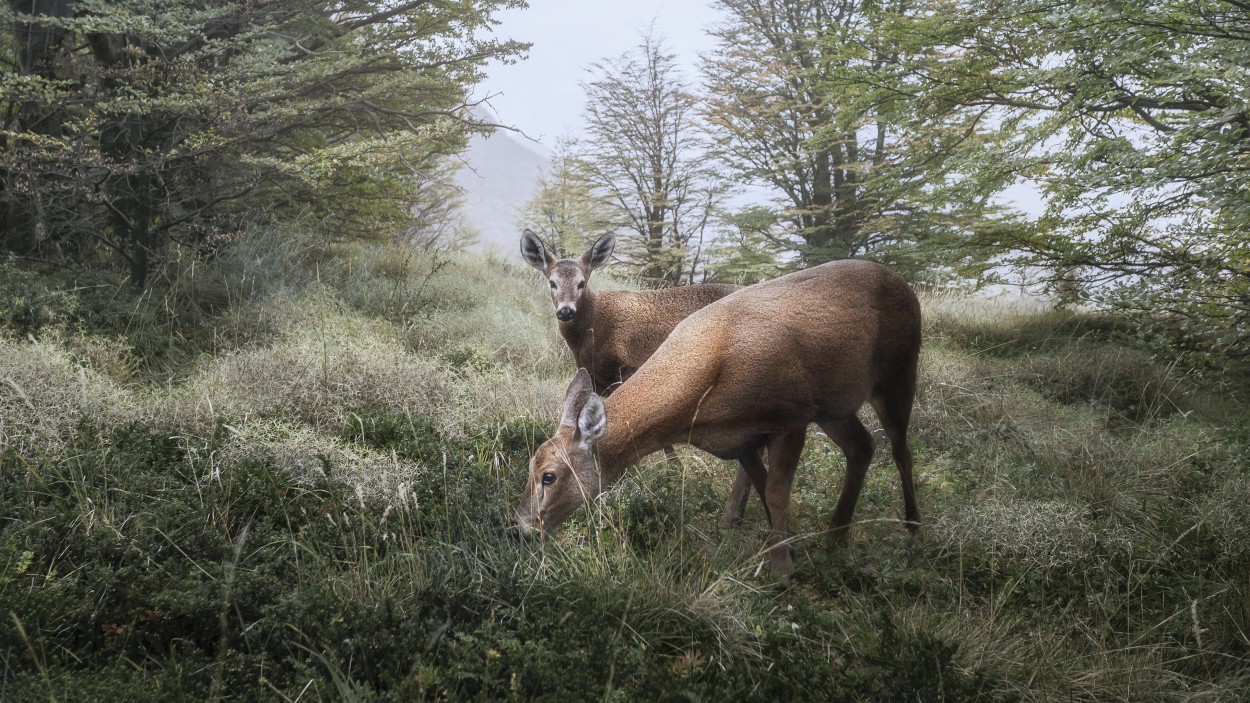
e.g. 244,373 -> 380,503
577,394 -> 606,446
581,233 -> 615,272
520,229 -> 555,271
559,368 -> 596,427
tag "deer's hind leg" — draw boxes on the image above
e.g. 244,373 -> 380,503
870,391 -> 919,532
723,455 -> 767,527
820,415 -> 876,546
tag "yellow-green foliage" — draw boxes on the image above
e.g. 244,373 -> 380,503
159,309 -> 451,431
1,230 -> 571,500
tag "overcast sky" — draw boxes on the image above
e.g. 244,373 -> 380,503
475,1 -> 724,149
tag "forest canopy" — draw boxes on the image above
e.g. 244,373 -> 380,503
1,0 -> 525,285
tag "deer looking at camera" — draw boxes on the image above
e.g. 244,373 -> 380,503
520,229 -> 765,523
520,229 -> 740,392
512,259 -> 922,575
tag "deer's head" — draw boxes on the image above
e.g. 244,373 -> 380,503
520,230 -> 615,323
512,368 -> 607,538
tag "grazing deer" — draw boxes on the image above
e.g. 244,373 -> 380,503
520,229 -> 763,523
511,259 -> 922,575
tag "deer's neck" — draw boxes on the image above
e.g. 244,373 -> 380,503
594,374 -> 700,484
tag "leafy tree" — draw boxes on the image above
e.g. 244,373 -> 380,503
702,0 -> 844,261
405,157 -> 473,253
515,137 -> 616,257
702,0 -> 999,279
0,0 -> 525,287
580,28 -> 727,286
917,0 -> 1250,373
702,205 -> 793,283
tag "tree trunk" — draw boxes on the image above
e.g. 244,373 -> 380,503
127,173 -> 155,288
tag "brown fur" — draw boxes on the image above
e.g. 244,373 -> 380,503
521,230 -> 762,522
520,229 -> 740,392
559,283 -> 742,390
513,259 -> 922,575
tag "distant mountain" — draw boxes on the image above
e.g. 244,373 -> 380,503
454,118 -> 548,253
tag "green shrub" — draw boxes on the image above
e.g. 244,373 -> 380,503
0,264 -> 80,338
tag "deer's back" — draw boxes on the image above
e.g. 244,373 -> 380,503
591,283 -> 742,372
616,260 -> 920,439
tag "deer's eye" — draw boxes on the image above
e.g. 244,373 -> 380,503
549,280 -> 557,289
577,281 -> 585,290
541,472 -> 557,485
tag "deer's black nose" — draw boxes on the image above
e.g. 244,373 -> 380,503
556,306 -> 575,322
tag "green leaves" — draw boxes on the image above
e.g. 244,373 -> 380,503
516,138 -> 619,259
702,0 -> 1006,282
896,0 -> 1250,376
579,29 -> 725,286
1,0 -> 525,286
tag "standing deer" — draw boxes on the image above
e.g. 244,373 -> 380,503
520,229 -> 740,392
511,259 -> 922,575
520,229 -> 764,524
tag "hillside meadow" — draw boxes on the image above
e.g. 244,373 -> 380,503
2,230 -> 1248,701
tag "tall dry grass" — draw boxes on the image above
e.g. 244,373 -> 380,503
0,337 -> 133,457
